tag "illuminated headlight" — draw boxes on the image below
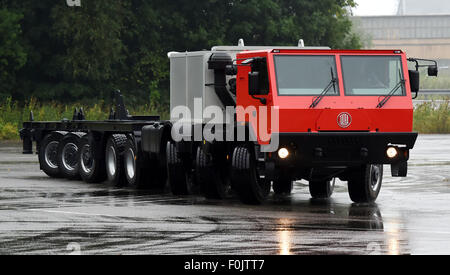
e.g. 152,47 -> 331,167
278,148 -> 290,159
387,147 -> 398,159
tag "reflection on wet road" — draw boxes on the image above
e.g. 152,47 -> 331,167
0,135 -> 449,255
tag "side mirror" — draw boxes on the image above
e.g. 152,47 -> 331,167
409,70 -> 420,98
428,65 -> 438,77
248,72 -> 260,95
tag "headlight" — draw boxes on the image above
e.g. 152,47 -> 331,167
387,147 -> 398,159
278,148 -> 289,159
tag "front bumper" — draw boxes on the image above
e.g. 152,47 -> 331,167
275,132 -> 418,167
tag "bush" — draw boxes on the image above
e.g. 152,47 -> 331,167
414,101 -> 450,134
0,97 -> 167,141
0,122 -> 18,140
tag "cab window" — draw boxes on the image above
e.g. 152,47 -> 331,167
341,56 -> 405,96
251,58 -> 270,95
274,55 -> 339,96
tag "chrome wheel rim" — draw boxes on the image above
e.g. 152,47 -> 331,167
107,146 -> 117,176
45,141 -> 59,169
125,148 -> 136,180
62,143 -> 78,171
370,165 -> 382,191
80,144 -> 94,174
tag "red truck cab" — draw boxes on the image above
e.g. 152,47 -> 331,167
233,49 -> 435,203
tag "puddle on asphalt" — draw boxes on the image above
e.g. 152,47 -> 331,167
0,181 -> 411,254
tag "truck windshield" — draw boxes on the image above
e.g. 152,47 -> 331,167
274,55 -> 339,96
341,56 -> 405,96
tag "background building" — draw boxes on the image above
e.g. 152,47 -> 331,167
353,0 -> 450,66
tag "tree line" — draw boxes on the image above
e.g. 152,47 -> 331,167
0,0 -> 361,108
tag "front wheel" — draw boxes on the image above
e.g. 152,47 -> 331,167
348,165 -> 383,203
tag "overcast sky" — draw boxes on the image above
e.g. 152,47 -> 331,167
353,0 -> 399,16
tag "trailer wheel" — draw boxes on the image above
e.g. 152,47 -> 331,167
273,173 -> 293,195
38,131 -> 67,178
196,146 -> 231,199
348,165 -> 383,203
57,133 -> 85,180
167,141 -> 192,195
77,136 -> 106,183
309,179 -> 335,199
105,134 -> 127,187
123,138 -> 152,189
231,146 -> 271,205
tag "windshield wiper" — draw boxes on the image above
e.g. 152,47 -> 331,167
376,70 -> 405,108
310,68 -> 337,108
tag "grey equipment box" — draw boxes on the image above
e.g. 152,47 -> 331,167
167,39 -> 329,124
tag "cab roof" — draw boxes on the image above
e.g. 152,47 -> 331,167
238,49 -> 405,55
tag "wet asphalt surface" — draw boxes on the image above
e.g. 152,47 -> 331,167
0,135 -> 449,255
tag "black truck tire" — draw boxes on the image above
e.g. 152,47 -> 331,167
123,137 -> 152,189
105,134 -> 128,187
38,131 -> 67,178
348,164 -> 383,203
196,146 -> 231,199
56,132 -> 85,180
77,135 -> 107,184
309,179 -> 335,199
273,172 -> 293,195
231,146 -> 271,205
167,141 -> 192,195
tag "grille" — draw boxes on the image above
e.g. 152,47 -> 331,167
327,136 -> 363,146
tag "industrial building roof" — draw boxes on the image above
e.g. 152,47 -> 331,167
397,0 -> 450,15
